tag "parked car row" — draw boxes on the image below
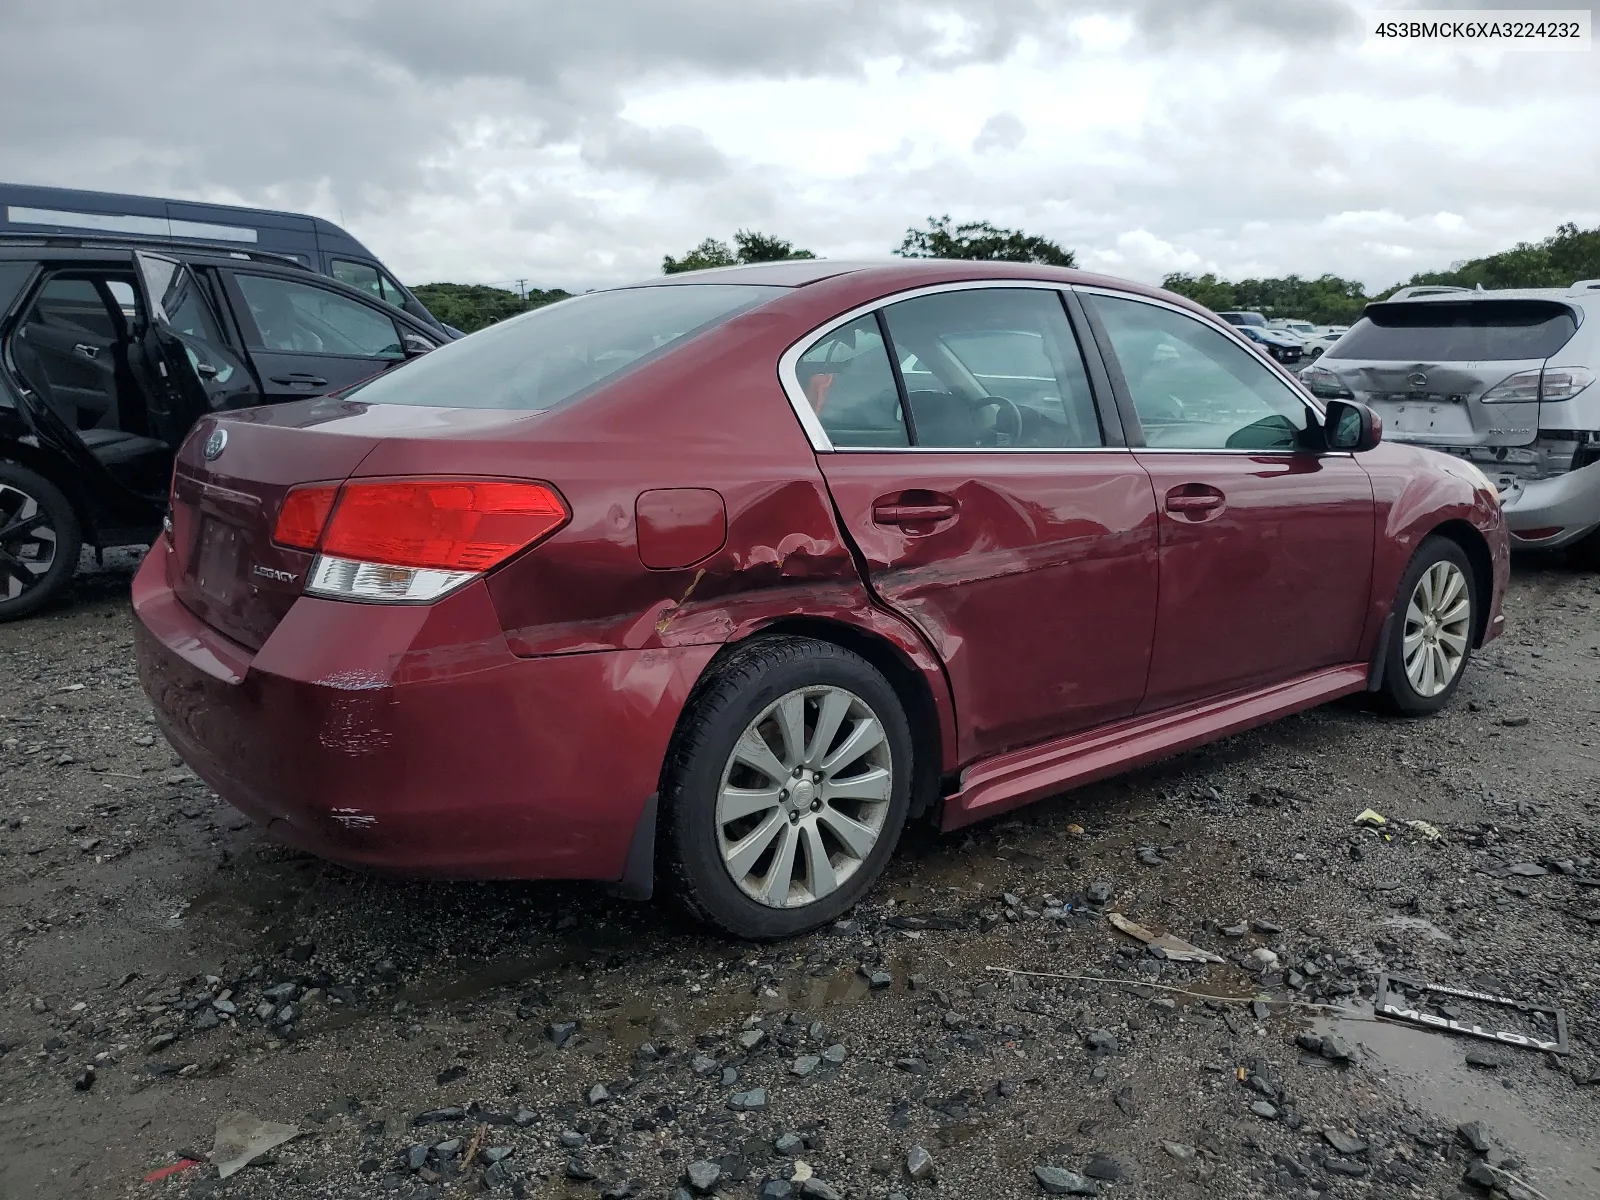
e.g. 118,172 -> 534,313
1218,310 -> 1350,361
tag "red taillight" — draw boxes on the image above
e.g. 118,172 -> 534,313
273,484 -> 340,551
271,478 -> 568,603
320,480 -> 567,571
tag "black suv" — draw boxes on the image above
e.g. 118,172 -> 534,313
0,239 -> 443,619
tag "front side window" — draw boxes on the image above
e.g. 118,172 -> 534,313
1093,295 -> 1314,451
332,259 -> 407,310
236,274 -> 402,358
879,288 -> 1102,449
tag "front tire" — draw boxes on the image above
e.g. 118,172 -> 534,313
662,637 -> 913,939
1376,535 -> 1476,716
0,463 -> 82,622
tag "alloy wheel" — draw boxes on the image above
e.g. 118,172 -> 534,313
1402,560 -> 1471,697
0,483 -> 58,602
715,685 -> 893,909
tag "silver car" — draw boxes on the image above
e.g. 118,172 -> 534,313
1301,281 -> 1600,557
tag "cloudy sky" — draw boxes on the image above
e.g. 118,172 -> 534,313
3,0 -> 1597,293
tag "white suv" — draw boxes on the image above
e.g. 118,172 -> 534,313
1301,281 -> 1600,557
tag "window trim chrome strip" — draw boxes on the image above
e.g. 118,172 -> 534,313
776,278 -> 1117,454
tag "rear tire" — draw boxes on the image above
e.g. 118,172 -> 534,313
1376,535 -> 1476,717
662,637 -> 913,939
0,463 -> 82,622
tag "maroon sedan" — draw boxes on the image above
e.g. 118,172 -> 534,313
131,260 -> 1507,938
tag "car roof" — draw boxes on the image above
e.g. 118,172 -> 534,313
615,258 -> 1207,315
0,241 -> 435,332
1387,283 -> 1600,304
618,258 -> 1170,294
0,237 -> 310,271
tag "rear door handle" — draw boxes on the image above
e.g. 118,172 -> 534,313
873,502 -> 958,524
1163,484 -> 1226,521
270,373 -> 329,388
73,343 -> 100,360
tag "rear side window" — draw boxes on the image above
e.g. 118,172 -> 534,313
345,284 -> 785,411
332,259 -> 407,310
26,277 -> 118,339
882,288 -> 1102,449
1334,300 -> 1578,361
796,317 -> 907,448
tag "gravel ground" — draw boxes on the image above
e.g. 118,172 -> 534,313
2,549 -> 1599,1200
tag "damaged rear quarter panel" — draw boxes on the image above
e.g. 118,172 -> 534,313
476,291 -> 962,771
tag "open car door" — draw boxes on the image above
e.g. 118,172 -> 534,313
133,252 -> 257,446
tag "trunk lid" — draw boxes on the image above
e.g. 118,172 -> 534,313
1317,297 -> 1580,449
169,399 -> 537,651
1327,357 -> 1544,447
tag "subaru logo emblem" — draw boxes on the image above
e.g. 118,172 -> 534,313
1406,371 -> 1428,389
203,428 -> 228,461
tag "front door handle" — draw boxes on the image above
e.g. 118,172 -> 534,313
73,343 -> 100,360
1164,484 -> 1226,521
270,373 -> 329,388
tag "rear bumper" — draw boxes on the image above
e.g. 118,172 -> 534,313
131,538 -> 715,881
1499,458 -> 1600,548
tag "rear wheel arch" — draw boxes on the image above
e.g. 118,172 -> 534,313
1425,518 -> 1493,647
668,617 -> 947,821
1,440 -> 98,545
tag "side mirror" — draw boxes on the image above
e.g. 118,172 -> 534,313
1325,399 -> 1382,453
402,333 -> 437,358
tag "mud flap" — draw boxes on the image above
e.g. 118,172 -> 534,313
1366,612 -> 1395,691
607,792 -> 657,901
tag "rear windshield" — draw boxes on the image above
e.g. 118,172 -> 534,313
344,284 -> 785,410
1332,300 -> 1578,362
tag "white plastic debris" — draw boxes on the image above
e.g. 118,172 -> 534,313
1107,912 -> 1224,964
209,1110 -> 299,1179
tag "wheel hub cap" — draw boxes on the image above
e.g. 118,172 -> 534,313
1402,560 -> 1471,698
0,483 -> 58,602
715,685 -> 894,910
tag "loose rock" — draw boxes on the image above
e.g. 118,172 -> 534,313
906,1145 -> 935,1180
1034,1165 -> 1098,1195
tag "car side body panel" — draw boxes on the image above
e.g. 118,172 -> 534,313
126,261 -> 1512,894
1356,440 -> 1510,651
134,553 -> 717,880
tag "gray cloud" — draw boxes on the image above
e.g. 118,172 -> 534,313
973,112 -> 1027,154
1,0 -> 1595,293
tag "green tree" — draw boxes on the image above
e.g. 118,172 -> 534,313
1162,271 -> 1369,326
409,282 -> 571,334
663,230 -> 816,274
895,215 -> 1075,266
662,237 -> 739,274
1161,272 -> 1237,313
733,229 -> 816,263
1384,222 -> 1600,295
